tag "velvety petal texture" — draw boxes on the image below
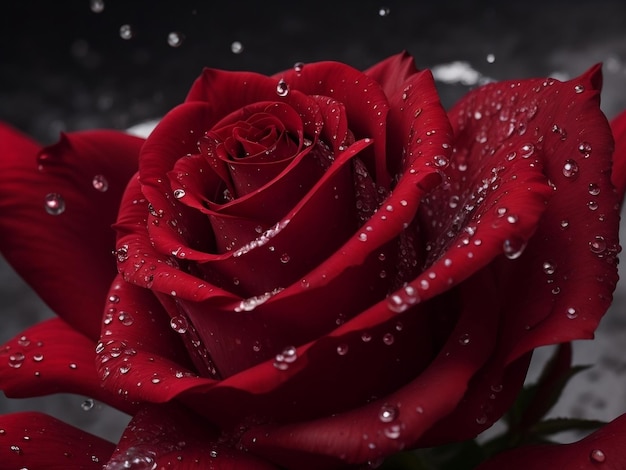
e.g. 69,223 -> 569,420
476,413 -> 626,470
0,124 -> 143,339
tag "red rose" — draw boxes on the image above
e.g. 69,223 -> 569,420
0,53 -> 624,469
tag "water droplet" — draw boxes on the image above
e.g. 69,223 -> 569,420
476,414 -> 488,425
81,398 -> 95,411
503,238 -> 527,260
578,141 -> 592,157
173,189 -> 186,199
8,352 -> 25,368
560,219 -> 569,229
588,200 -> 599,211
280,253 -> 290,264
103,447 -> 157,470
116,244 -> 129,263
109,294 -> 120,304
378,404 -> 398,422
90,0 -> 105,13
44,193 -> 66,215
118,311 -> 134,326
10,445 -> 22,454
92,174 -> 109,192
382,333 -> 395,345
562,159 -> 579,178
589,449 -> 606,463
566,307 -> 578,319
230,41 -> 243,54
520,143 -> 534,158
506,214 -> 519,224
449,195 -> 459,208
383,424 -> 402,439
361,332 -> 372,342
273,346 -> 297,370
434,155 -> 449,167
486,53 -> 495,63
378,6 -> 390,16
119,24 -> 133,40
542,261 -> 556,275
167,31 -> 185,47
588,183 -> 601,196
33,353 -> 44,362
170,315 -> 188,334
574,84 -> 585,94
276,78 -> 289,97
458,333 -> 471,345
336,344 -> 349,356
293,62 -> 304,73
589,235 -> 607,254
151,376 -> 161,384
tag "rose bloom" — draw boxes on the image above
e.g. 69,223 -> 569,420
1,52 -> 626,469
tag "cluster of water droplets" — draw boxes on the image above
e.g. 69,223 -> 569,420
273,345 -> 298,370
103,447 -> 157,470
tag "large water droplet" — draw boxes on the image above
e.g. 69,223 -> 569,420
230,41 -> 243,54
116,244 -> 129,263
118,311 -> 134,326
589,235 -> 607,254
562,159 -> 579,178
378,404 -> 398,423
167,31 -> 185,47
90,0 -> 105,13
92,174 -> 109,192
503,238 -> 527,259
44,193 -> 66,215
119,24 -> 133,40
8,352 -> 25,368
169,315 -> 188,334
589,449 -> 606,463
276,78 -> 289,97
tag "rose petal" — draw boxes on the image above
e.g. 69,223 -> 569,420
106,403 -> 278,469
236,270 -> 502,469
276,60 -> 391,187
610,109 -> 626,197
0,318 -> 137,414
0,412 -> 114,468
0,124 -> 143,339
364,50 -> 420,99
97,275 -> 218,401
475,413 -> 626,470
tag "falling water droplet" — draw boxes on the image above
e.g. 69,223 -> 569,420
44,193 -> 66,215
486,53 -> 495,63
167,31 -> 185,47
90,0 -> 105,13
92,174 -> 109,192
276,79 -> 289,97
81,399 -> 95,411
336,344 -> 349,356
119,24 -> 133,40
230,41 -> 243,54
378,6 -> 390,16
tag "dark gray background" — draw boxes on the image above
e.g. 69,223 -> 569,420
1,0 -> 626,444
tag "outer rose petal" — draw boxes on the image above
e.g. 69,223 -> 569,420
0,318 -> 137,414
476,413 -> 626,469
106,403 -> 278,469
610,109 -> 626,196
364,50 -> 419,99
0,412 -> 114,469
0,124 -> 143,339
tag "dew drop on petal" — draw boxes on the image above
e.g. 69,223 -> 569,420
382,333 -> 395,345
578,141 -> 592,157
589,235 -> 607,254
118,311 -> 134,326
170,315 -> 188,334
119,24 -> 133,40
8,352 -> 25,368
383,424 -> 402,439
566,307 -> 578,319
109,294 -> 120,304
378,404 -> 398,422
458,333 -> 471,345
173,189 -> 186,199
589,449 -> 606,463
542,261 -> 556,275
92,174 -> 109,192
44,193 -> 66,215
230,41 -> 243,54
361,332 -> 372,342
293,62 -> 304,73
336,344 -> 349,356
503,238 -> 527,259
167,31 -> 185,47
574,84 -> 585,94
33,353 -> 44,362
562,159 -> 579,178
587,200 -> 599,211
276,78 -> 289,97
280,253 -> 290,264
588,183 -> 601,196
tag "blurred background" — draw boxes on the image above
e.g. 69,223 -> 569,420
1,0 -> 626,444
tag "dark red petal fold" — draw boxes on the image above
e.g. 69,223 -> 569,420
0,124 -> 143,339
476,413 -> 626,469
0,318 -> 137,414
107,403 -> 278,469
0,412 -> 114,469
610,109 -> 626,197
364,51 -> 420,99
